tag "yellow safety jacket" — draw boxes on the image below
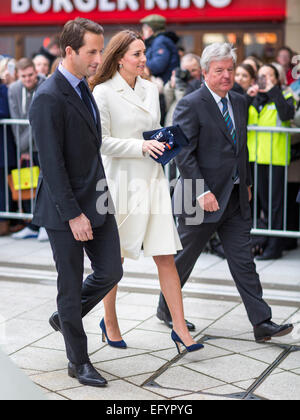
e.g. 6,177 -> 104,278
248,91 -> 294,166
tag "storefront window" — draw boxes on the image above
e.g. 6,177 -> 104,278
0,37 -> 15,57
178,34 -> 195,54
244,33 -> 278,61
203,33 -> 237,49
25,36 -> 46,59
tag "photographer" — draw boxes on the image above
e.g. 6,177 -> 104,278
164,54 -> 201,126
247,64 -> 296,260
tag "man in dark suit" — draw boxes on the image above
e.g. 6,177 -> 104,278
29,18 -> 123,388
157,43 -> 293,343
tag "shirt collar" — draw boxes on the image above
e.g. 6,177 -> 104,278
58,63 -> 84,90
205,82 -> 230,105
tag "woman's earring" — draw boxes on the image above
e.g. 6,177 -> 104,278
119,64 -> 123,69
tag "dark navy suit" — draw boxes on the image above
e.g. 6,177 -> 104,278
29,69 -> 123,365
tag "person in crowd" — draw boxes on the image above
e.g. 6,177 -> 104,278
156,43 -> 293,343
177,46 -> 186,59
49,57 -> 62,76
243,55 -> 263,74
247,64 -> 296,260
91,30 -> 203,353
140,14 -> 180,85
234,63 -> 256,95
142,66 -> 166,125
276,46 -> 297,86
164,54 -> 202,126
8,58 -> 48,242
0,57 -> 17,86
37,35 -> 60,68
33,54 -> 50,77
0,68 -> 17,236
30,18 -> 124,388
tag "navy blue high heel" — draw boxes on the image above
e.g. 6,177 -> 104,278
171,330 -> 204,354
100,318 -> 127,349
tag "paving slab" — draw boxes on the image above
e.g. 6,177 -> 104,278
254,371 -> 300,400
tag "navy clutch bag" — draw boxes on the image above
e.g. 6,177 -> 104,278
143,125 -> 189,165
297,189 -> 300,204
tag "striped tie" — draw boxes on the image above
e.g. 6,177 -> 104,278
221,97 -> 237,146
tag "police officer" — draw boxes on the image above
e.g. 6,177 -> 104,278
141,14 -> 180,85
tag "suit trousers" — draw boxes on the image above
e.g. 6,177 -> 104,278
47,214 -> 123,365
158,186 -> 272,326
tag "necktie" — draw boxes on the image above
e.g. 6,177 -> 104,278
221,97 -> 237,146
78,81 -> 95,123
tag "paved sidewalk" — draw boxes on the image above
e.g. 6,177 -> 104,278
0,237 -> 299,303
0,236 -> 299,400
1,279 -> 300,400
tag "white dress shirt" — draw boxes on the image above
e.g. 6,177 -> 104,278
198,83 -> 238,199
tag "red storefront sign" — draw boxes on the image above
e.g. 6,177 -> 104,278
0,0 -> 286,26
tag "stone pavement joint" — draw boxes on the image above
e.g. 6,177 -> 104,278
141,335 -> 300,401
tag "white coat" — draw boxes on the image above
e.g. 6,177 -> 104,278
93,71 -> 182,260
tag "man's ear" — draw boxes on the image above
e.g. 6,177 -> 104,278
65,46 -> 73,58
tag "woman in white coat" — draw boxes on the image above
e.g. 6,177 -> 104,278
92,30 -> 202,354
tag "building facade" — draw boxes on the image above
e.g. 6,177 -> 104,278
0,0 -> 299,62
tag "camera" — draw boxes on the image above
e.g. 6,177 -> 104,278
175,68 -> 191,83
174,67 -> 192,91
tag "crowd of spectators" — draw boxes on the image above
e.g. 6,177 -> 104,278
0,18 -> 299,259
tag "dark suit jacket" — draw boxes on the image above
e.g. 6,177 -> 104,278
29,69 -> 111,231
0,84 -> 16,169
173,84 -> 252,224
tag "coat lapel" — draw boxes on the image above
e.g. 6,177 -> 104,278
201,85 -> 236,150
111,72 -> 151,114
54,70 -> 101,147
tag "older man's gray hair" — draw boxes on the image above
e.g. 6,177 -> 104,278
201,43 -> 237,73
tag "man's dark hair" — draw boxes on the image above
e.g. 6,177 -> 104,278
60,18 -> 104,58
277,46 -> 294,60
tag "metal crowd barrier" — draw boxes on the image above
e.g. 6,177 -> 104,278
248,125 -> 300,239
1,119 -> 300,240
0,118 -> 34,220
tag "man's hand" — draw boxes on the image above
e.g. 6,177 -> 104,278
198,192 -> 220,212
248,186 -> 252,202
69,213 -> 93,242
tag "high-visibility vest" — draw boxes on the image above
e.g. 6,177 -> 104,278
248,91 -> 294,166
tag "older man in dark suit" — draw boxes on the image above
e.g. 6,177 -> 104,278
29,18 -> 123,387
157,43 -> 293,343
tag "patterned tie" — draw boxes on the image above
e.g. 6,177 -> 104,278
221,97 -> 237,146
78,81 -> 96,124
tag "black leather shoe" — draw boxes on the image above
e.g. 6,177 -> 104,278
254,321 -> 294,343
49,312 -> 62,333
68,362 -> 108,387
157,308 -> 195,332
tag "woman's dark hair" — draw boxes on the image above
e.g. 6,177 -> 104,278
60,18 -> 104,58
90,30 -> 143,90
236,63 -> 256,80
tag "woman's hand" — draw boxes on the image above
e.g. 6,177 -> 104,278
142,140 -> 166,159
247,84 -> 259,97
